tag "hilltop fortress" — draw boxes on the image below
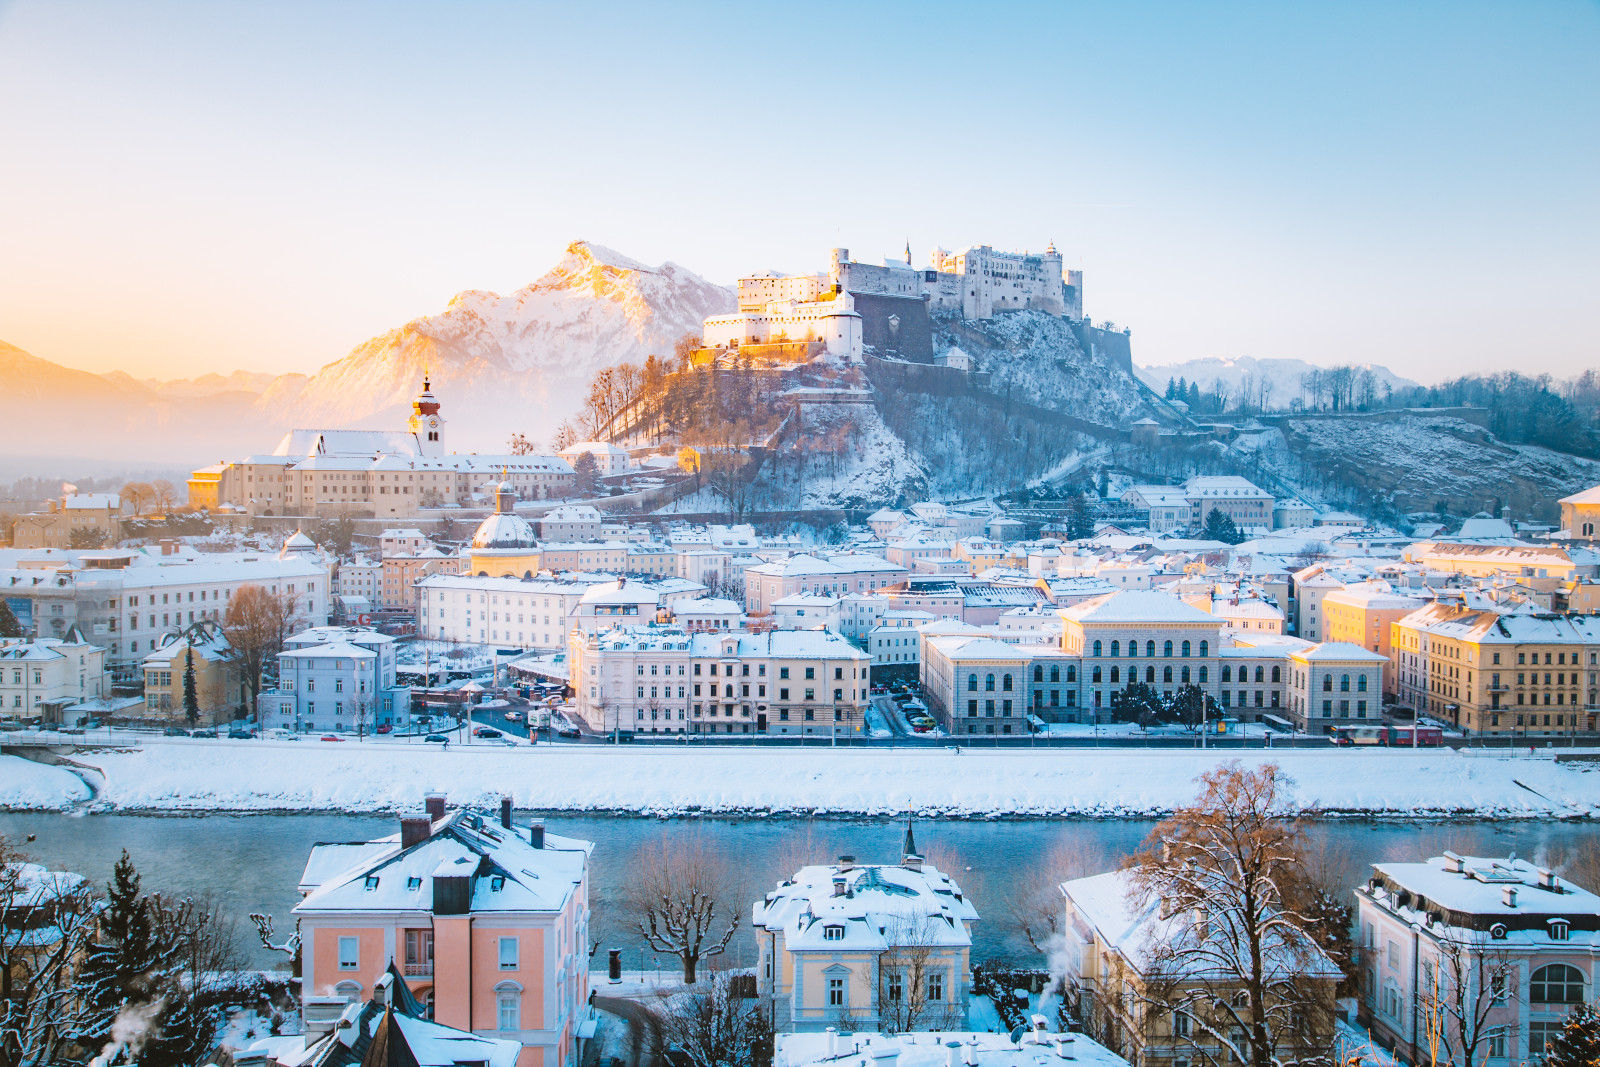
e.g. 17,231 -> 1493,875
702,243 -> 1128,369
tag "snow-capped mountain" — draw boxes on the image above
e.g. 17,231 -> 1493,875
1135,355 -> 1419,406
269,241 -> 733,447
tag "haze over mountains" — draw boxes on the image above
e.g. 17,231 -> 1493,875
1,242 -> 731,463
1133,356 -> 1422,406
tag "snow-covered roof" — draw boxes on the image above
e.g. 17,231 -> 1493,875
775,1031 -> 1129,1067
754,859 -> 978,952
1366,854 -> 1600,928
296,807 -> 591,916
1059,590 -> 1218,626
1559,484 -> 1600,506
1291,641 -> 1387,663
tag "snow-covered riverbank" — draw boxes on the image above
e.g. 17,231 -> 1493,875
3,741 -> 1599,819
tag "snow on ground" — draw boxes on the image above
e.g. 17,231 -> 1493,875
0,755 -> 91,809
8,741 -> 1600,818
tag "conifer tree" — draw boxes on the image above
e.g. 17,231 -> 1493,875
1544,1004 -> 1600,1067
182,646 -> 200,725
1203,506 -> 1243,545
0,599 -> 22,638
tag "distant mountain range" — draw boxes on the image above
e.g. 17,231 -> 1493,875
1134,355 -> 1421,406
1,241 -> 732,463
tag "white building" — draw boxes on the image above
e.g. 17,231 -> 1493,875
744,554 -> 908,615
258,626 -> 412,735
556,442 -> 630,478
0,634 -> 107,716
538,505 -> 605,542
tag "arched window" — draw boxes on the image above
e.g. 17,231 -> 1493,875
1002,674 -> 1013,692
1531,964 -> 1585,1004
1254,666 -> 1264,684
1323,675 -> 1333,691
1340,674 -> 1351,692
1093,641 -> 1103,657
1110,667 -> 1121,684
1033,666 -> 1043,683
1199,640 -> 1209,657
1271,666 -> 1281,683
1181,666 -> 1191,683
1067,665 -> 1076,682
986,674 -> 996,692
1358,675 -> 1368,692
1223,666 -> 1232,683
1050,666 -> 1060,683
495,981 -> 523,1031
1145,666 -> 1155,684
1164,641 -> 1174,657
1163,666 -> 1173,683
1181,641 -> 1191,658
968,674 -> 978,692
1092,667 -> 1102,683
1110,640 -> 1120,657
1199,666 -> 1208,683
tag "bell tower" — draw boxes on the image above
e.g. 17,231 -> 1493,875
409,372 -> 444,456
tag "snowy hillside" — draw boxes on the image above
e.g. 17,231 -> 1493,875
270,241 -> 733,448
1137,355 -> 1419,408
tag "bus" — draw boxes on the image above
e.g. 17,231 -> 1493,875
1332,724 -> 1443,747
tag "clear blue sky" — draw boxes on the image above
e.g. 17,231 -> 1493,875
1,0 -> 1595,383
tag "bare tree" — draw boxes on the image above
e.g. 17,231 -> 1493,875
630,836 -> 741,983
874,915 -> 965,1033
150,480 -> 179,515
652,969 -> 772,1067
120,481 -> 154,517
508,433 -> 536,455
223,585 -> 299,717
0,837 -> 109,1067
1127,762 -> 1340,1067
1416,930 -> 1519,1067
1004,836 -> 1113,954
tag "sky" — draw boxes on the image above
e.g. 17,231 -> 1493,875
0,0 -> 1596,385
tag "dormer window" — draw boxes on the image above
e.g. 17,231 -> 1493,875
491,875 -> 506,892
1550,919 -> 1571,941
823,925 -> 845,941
364,875 -> 380,890
407,876 -> 422,890
1489,923 -> 1508,940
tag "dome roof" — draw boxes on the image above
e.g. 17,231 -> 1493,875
471,512 -> 536,550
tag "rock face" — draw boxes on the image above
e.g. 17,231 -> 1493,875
271,241 -> 734,447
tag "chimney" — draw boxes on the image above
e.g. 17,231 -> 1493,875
832,876 -> 848,897
530,821 -> 545,849
1054,1035 -> 1076,1061
400,815 -> 431,849
500,796 -> 513,829
838,854 -> 856,870
963,1038 -> 979,1067
871,1046 -> 899,1067
1538,867 -> 1561,891
1503,886 -> 1518,908
1442,850 -> 1465,873
826,1027 -> 840,1058
946,1044 -> 962,1067
425,793 -> 447,821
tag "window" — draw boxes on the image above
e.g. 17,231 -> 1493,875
1381,979 -> 1401,1019
1531,1021 -> 1565,1053
1486,1029 -> 1507,1058
927,972 -> 944,1001
1171,1011 -> 1190,1038
338,936 -> 359,969
1531,963 -> 1585,1003
496,986 -> 521,1031
1550,919 -> 1571,941
827,977 -> 845,1007
823,925 -> 845,941
887,973 -> 903,1002
499,936 -> 518,969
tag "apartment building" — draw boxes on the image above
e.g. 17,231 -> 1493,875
258,626 -> 412,734
743,554 -> 908,615
568,624 -> 870,736
1321,582 -> 1424,697
1284,642 -> 1387,733
140,621 -> 240,722
294,796 -> 592,1067
1392,601 -> 1600,736
1356,852 -> 1600,1063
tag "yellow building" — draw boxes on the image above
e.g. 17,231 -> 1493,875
1403,541 -> 1580,582
1320,581 -> 1423,698
1060,867 -> 1340,1064
752,844 -> 978,1032
140,622 -> 245,723
1560,483 -> 1600,541
1392,601 -> 1600,736
9,493 -> 123,550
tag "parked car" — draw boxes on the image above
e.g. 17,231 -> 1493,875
163,726 -> 189,737
423,733 -> 449,743
473,726 -> 503,739
59,726 -> 87,736
320,735 -> 344,742
191,728 -> 217,738
556,725 -> 581,739
503,710 -> 523,722
227,727 -> 255,740
375,724 -> 392,734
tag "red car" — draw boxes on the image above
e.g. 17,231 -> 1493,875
376,724 -> 393,734
320,735 -> 345,742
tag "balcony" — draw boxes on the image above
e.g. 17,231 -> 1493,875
403,959 -> 432,978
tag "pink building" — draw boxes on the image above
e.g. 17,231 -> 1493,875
295,795 -> 593,1067
1356,852 -> 1600,1063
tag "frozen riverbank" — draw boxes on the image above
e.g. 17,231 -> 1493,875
3,741 -> 1598,819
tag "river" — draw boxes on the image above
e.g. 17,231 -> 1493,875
2,812 -> 1596,969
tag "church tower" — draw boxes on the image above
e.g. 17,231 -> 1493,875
408,373 -> 444,456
